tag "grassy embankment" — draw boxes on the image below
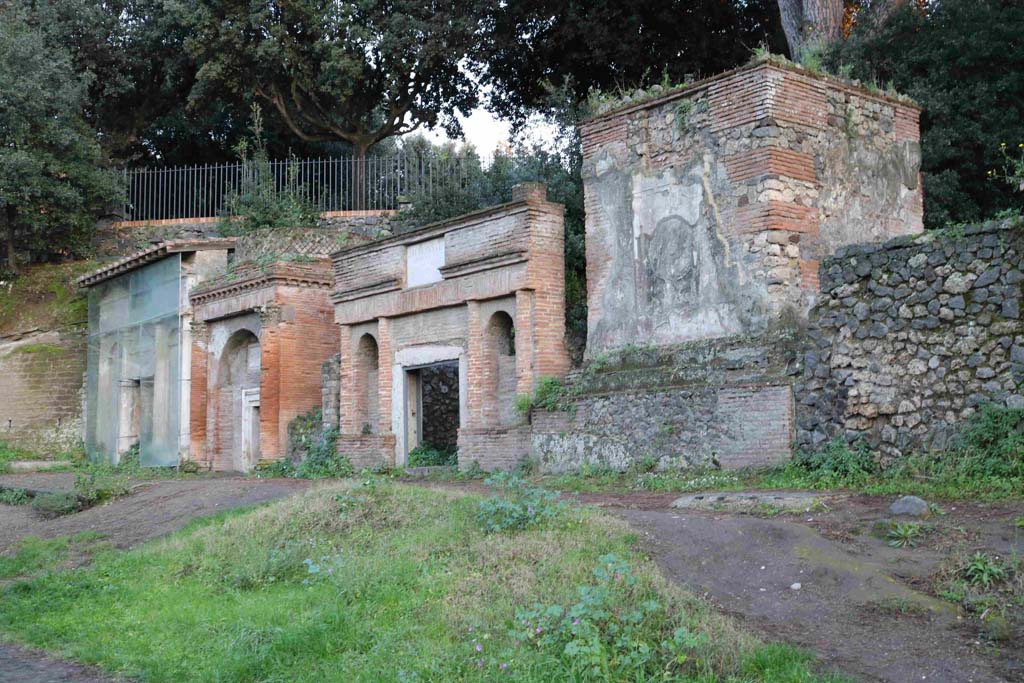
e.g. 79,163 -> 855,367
0,479 -> 844,682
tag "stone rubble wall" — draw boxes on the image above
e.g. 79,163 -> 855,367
419,362 -> 459,449
795,219 -> 1024,458
321,353 -> 341,430
93,212 -> 395,261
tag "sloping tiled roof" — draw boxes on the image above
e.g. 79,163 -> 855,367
76,239 -> 236,287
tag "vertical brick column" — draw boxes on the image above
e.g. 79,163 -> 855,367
258,307 -> 281,459
188,321 -> 209,464
465,301 -> 484,427
514,290 -> 536,396
376,317 -> 393,435
338,324 -> 356,434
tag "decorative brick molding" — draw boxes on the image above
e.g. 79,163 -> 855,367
330,184 -> 570,469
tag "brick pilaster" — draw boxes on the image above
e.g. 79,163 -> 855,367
376,317 -> 393,435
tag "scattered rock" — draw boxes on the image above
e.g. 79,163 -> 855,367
888,495 -> 930,517
790,582 -> 802,591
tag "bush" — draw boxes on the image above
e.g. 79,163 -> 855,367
476,471 -> 566,533
791,439 -> 879,486
31,491 -> 81,516
0,488 -> 30,505
407,444 -> 457,467
954,404 -> 1024,478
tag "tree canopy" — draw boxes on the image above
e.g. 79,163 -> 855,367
830,0 -> 1024,227
181,0 -> 488,161
476,0 -> 787,126
0,10 -> 120,273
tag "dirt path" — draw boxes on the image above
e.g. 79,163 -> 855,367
0,475 -> 312,554
0,475 -> 311,682
420,480 -> 1024,682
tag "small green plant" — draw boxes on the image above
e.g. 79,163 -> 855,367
990,142 -> 1024,193
476,471 -> 566,533
0,487 -> 30,505
887,522 -> 923,548
513,393 -> 534,416
511,554 -> 708,679
406,444 -> 457,467
1015,515 -> 1024,528
962,552 -> 1007,588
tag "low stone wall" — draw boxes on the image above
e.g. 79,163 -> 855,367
795,219 -> 1024,458
531,334 -> 798,472
0,329 -> 86,454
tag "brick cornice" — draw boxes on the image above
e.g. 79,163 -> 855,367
190,261 -> 332,305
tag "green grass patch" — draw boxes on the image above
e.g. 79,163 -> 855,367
0,532 -> 107,580
0,481 -> 843,682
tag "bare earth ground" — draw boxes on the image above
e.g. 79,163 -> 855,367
1,475 -> 1022,682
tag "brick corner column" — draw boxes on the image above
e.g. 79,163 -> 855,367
465,301 -> 484,428
338,324 -> 355,434
376,317 -> 393,435
188,321 -> 209,464
514,289 -> 536,396
258,307 -> 282,459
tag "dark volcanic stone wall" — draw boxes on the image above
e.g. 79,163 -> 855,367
796,219 -> 1024,458
420,362 -> 459,449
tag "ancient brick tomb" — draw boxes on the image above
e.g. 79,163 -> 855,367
534,59 -> 926,472
189,260 -> 337,472
329,183 -> 570,470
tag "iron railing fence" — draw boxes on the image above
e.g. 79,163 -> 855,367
120,153 -> 469,222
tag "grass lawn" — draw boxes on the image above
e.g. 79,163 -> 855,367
0,479 -> 843,682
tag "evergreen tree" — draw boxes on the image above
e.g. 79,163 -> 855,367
829,0 -> 1024,227
0,11 -> 120,272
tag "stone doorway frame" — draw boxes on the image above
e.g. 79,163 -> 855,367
239,387 -> 261,472
392,345 -> 467,467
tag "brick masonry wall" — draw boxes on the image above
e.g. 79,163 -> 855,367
580,58 -> 923,357
459,426 -> 532,472
0,329 -> 86,454
795,219 -> 1024,459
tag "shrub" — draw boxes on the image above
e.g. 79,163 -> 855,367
476,471 -> 566,533
0,487 -> 30,505
954,404 -> 1024,478
31,491 -> 81,517
791,439 -> 879,486
510,554 -> 707,679
407,444 -> 457,467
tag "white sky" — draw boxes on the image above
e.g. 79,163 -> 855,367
423,106 -> 559,163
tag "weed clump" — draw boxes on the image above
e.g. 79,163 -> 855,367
477,471 -> 567,533
407,444 -> 457,467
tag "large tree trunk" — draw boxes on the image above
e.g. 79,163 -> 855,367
4,205 -> 16,274
352,141 -> 372,211
777,0 -> 844,60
